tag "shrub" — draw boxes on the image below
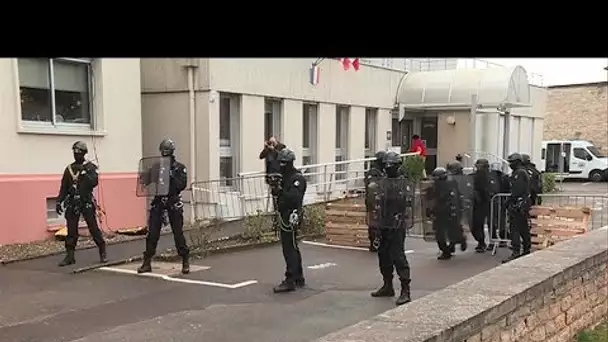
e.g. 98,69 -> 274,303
401,155 -> 426,183
243,210 -> 274,240
542,173 -> 558,193
301,204 -> 326,236
187,218 -> 223,250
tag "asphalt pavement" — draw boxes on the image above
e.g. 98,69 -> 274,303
0,236 -> 511,342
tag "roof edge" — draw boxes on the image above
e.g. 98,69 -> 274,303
548,81 -> 608,89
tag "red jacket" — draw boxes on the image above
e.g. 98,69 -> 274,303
410,139 -> 427,157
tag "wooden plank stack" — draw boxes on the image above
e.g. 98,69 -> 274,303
324,197 -> 369,248
529,205 -> 591,250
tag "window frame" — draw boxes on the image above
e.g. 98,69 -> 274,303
219,93 -> 241,187
18,58 -> 96,134
264,98 -> 282,141
302,103 -> 318,164
573,147 -> 591,161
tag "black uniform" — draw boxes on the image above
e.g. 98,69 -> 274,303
370,151 -> 412,306
56,141 -> 107,267
446,161 -> 470,253
488,163 -> 509,248
471,159 -> 491,252
272,148 -> 307,293
522,154 -> 543,206
138,139 -> 190,274
365,151 -> 386,252
428,167 -> 466,259
503,153 -> 532,263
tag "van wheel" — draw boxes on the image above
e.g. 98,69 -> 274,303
589,170 -> 603,182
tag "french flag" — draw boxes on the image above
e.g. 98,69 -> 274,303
310,64 -> 321,85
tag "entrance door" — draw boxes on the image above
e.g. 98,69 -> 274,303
400,119 -> 413,153
420,117 -> 438,174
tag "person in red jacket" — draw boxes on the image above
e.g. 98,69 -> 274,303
410,135 -> 428,178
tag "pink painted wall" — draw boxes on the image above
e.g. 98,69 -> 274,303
0,173 -> 146,245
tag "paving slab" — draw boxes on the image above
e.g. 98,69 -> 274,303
0,237 -> 510,342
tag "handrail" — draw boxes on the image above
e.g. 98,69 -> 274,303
238,151 -> 420,177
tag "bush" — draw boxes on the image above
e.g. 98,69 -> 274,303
187,218 -> 223,250
401,155 -> 426,183
243,210 -> 274,240
301,204 -> 326,236
542,173 -> 558,193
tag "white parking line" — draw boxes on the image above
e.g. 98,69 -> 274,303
582,182 -> 592,186
302,240 -> 415,254
307,262 -> 337,269
97,267 -> 258,289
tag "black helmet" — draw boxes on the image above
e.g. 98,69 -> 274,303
431,167 -> 448,180
507,153 -> 523,164
446,161 -> 463,175
374,150 -> 387,162
277,148 -> 296,163
159,139 -> 176,156
383,151 -> 401,167
521,154 -> 531,165
455,154 -> 464,162
475,158 -> 490,169
72,141 -> 88,154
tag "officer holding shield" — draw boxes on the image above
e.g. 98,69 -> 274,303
370,151 -> 412,306
503,153 -> 532,263
365,151 -> 386,252
138,139 -> 190,274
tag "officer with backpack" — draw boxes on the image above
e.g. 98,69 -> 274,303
522,154 -> 543,205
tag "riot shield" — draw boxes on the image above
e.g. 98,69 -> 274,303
136,156 -> 172,197
452,174 -> 474,230
370,177 -> 415,231
419,180 -> 436,242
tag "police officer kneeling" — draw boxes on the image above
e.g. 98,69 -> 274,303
138,139 -> 190,274
370,151 -> 412,306
503,153 -> 532,263
271,148 -> 308,293
364,151 -> 386,252
56,141 -> 107,266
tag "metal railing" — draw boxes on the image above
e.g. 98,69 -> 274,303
190,152 -> 420,222
488,192 -> 608,255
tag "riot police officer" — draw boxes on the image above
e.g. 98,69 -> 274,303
365,151 -> 386,252
471,159 -> 491,253
446,160 -> 471,253
56,141 -> 107,266
370,151 -> 412,306
503,153 -> 532,263
522,154 -> 543,206
272,148 -> 308,293
447,160 -> 464,175
138,139 -> 190,274
487,162 -> 509,250
428,167 -> 467,259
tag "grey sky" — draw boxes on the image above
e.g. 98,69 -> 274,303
485,58 -> 608,86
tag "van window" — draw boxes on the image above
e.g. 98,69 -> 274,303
573,148 -> 591,160
588,146 -> 606,158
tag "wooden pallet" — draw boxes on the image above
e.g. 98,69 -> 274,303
324,198 -> 369,248
529,205 -> 591,249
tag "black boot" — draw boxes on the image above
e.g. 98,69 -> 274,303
273,280 -> 296,293
486,243 -> 495,251
295,278 -> 306,288
448,244 -> 456,254
58,249 -> 76,267
437,250 -> 452,260
460,239 -> 468,252
98,244 -> 108,263
395,280 -> 411,306
181,256 -> 190,274
474,243 -> 486,253
371,278 -> 395,297
502,252 -> 520,264
137,256 -> 152,274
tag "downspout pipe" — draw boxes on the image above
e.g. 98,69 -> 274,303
186,64 -> 198,223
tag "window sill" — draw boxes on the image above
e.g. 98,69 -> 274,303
18,126 -> 108,137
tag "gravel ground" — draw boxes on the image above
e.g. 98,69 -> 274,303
0,233 -> 146,264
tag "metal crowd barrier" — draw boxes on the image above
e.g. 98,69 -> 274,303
488,192 -> 608,255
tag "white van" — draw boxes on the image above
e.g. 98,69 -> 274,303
540,140 -> 608,182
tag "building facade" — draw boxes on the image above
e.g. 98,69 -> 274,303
544,82 -> 608,151
141,58 -> 548,221
0,58 -> 145,245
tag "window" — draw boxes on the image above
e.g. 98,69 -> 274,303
588,146 -> 606,158
46,197 -> 63,225
302,103 -> 318,164
264,99 -> 282,140
365,108 -> 377,152
19,58 -> 93,128
573,148 -> 591,161
219,93 -> 240,187
335,106 -> 350,180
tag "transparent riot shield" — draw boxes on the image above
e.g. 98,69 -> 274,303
136,156 -> 172,197
452,174 -> 474,230
418,180 -> 435,242
370,177 -> 415,231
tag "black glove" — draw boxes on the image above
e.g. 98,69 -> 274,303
56,202 -> 64,215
